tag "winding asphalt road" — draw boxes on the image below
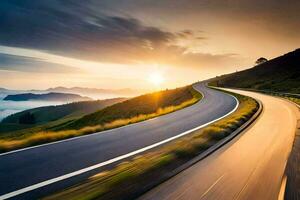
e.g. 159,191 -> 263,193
0,82 -> 238,200
140,88 -> 300,200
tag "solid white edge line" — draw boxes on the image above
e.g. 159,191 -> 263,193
0,88 -> 238,200
0,88 -> 205,157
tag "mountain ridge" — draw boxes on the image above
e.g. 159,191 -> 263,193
3,92 -> 92,102
0,87 -> 146,100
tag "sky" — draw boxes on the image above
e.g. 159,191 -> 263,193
0,0 -> 299,90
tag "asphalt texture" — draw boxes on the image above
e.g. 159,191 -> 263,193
140,88 -> 300,200
0,82 -> 237,199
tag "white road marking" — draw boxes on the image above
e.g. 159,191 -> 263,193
0,89 -> 206,157
278,175 -> 287,200
200,174 -> 226,199
0,92 -> 238,200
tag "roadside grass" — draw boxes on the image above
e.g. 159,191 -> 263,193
0,86 -> 201,153
246,90 -> 300,106
60,86 -> 202,130
207,49 -> 300,94
284,97 -> 300,105
44,87 -> 258,200
0,98 -> 126,134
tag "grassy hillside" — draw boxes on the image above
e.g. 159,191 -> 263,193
59,86 -> 200,130
210,49 -> 300,93
0,86 -> 202,152
0,98 -> 126,134
2,98 -> 126,124
44,89 -> 258,200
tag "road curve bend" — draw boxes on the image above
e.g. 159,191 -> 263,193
140,88 -> 300,200
0,82 -> 237,200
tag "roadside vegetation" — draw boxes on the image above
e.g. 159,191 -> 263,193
274,95 -> 300,106
58,86 -> 201,130
210,49 -> 300,93
2,98 -> 126,125
0,98 -> 126,134
243,90 -> 300,106
288,97 -> 300,105
0,86 -> 201,153
44,87 -> 259,200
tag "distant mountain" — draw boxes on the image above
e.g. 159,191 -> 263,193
45,87 -> 146,99
0,88 -> 9,92
0,88 -> 24,99
0,87 -> 146,100
210,49 -> 300,93
46,86 -> 139,94
2,98 -> 126,125
3,92 -> 92,102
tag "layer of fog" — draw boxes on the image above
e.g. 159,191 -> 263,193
0,100 -> 64,121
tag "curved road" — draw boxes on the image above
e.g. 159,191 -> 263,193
0,82 -> 237,200
140,88 -> 300,200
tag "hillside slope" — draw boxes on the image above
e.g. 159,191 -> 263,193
0,98 -> 126,134
211,49 -> 300,93
57,86 -> 200,130
3,92 -> 91,102
0,85 -> 201,152
2,98 -> 126,125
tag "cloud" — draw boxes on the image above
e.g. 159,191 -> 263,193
0,0 -> 242,73
0,1 -> 172,63
95,0 -> 300,47
0,53 -> 82,73
145,44 -> 241,69
171,52 -> 241,69
0,0 -> 211,66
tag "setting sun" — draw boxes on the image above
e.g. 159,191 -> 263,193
1,1 -> 300,200
148,72 -> 165,86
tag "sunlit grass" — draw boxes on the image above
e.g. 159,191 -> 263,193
286,97 -> 300,105
0,88 -> 201,153
44,88 -> 258,200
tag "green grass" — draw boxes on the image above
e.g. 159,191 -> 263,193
44,87 -> 258,200
58,86 -> 200,130
0,98 -> 126,133
252,90 -> 300,106
210,49 -> 300,93
0,86 -> 201,153
287,97 -> 300,105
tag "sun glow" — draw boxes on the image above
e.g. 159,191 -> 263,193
148,72 -> 165,86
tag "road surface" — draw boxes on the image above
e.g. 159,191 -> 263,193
140,89 -> 300,200
0,82 -> 238,199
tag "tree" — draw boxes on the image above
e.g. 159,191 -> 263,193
255,57 -> 268,65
